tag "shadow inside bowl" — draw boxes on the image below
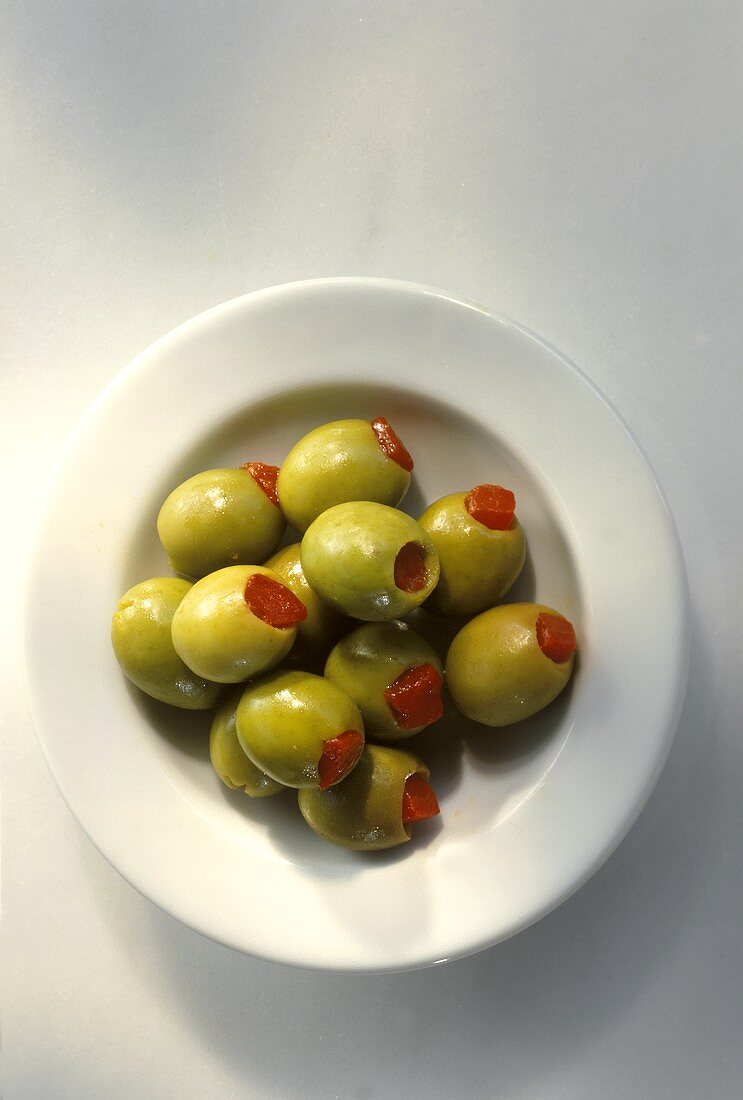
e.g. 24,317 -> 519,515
127,684 -> 213,761
461,667 -> 578,774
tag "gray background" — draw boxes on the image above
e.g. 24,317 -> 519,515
3,2 -> 742,1097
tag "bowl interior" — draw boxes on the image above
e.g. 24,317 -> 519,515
122,382 -> 582,873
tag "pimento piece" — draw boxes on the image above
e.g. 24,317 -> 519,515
384,663 -> 444,730
465,484 -> 516,531
536,612 -> 576,663
371,416 -> 414,472
318,730 -> 364,790
242,462 -> 281,507
402,773 -> 440,824
244,573 -> 307,628
394,541 -> 428,593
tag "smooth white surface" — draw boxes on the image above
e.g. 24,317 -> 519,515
3,0 -> 742,1095
24,279 -> 688,970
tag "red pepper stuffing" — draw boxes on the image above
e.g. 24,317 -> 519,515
394,541 -> 428,593
317,730 -> 364,790
242,462 -> 281,507
536,612 -> 577,663
465,484 -> 516,531
371,416 -> 414,472
384,663 -> 444,730
244,573 -> 307,628
402,773 -> 440,824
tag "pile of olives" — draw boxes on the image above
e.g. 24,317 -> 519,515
112,416 -> 577,852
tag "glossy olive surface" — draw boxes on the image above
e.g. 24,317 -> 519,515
111,577 -> 222,709
298,744 -> 430,851
157,467 -> 285,578
264,542 -> 347,669
419,492 -> 526,617
325,620 -> 444,739
301,501 -> 439,621
277,419 -> 410,532
445,602 -> 576,726
209,691 -> 284,797
170,565 -> 297,683
236,670 -> 364,788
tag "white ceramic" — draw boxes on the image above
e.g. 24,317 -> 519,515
24,278 -> 689,971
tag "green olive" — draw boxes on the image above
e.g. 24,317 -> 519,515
170,565 -> 298,683
445,602 -> 576,726
419,492 -> 526,617
298,744 -> 430,851
324,621 -> 444,739
111,577 -> 222,709
263,543 -> 348,669
301,502 -> 439,621
277,419 -> 411,532
157,468 -> 285,578
236,670 -> 364,789
209,691 -> 284,797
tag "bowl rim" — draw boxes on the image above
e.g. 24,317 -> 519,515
23,276 -> 690,972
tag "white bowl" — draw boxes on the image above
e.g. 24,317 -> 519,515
24,278 -> 689,971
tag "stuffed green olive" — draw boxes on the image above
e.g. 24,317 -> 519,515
277,417 -> 413,532
209,691 -> 284,797
170,565 -> 306,683
445,602 -> 576,726
111,577 -> 223,709
298,744 -> 439,851
236,670 -> 364,789
157,465 -> 285,578
301,501 -> 439,621
325,621 -> 444,739
419,484 -> 526,617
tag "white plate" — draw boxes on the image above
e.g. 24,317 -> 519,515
24,278 -> 689,971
